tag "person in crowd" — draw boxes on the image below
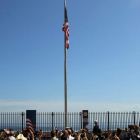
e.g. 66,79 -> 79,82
67,129 -> 74,140
124,128 -> 129,140
129,128 -> 140,140
90,134 -> 98,140
86,129 -> 92,140
134,125 -> 140,136
0,130 -> 6,140
1,128 -> 42,140
116,128 -> 124,140
133,131 -> 140,140
93,120 -> 99,135
34,129 -> 42,140
57,130 -> 69,140
108,131 -> 120,140
50,130 -> 57,140
57,130 -> 63,140
15,133 -> 27,140
4,129 -> 14,135
72,132 -> 78,140
55,127 -> 59,137
9,133 -> 16,140
37,129 -> 42,135
22,129 -> 34,140
3,129 -> 15,140
61,130 -> 69,140
97,129 -> 107,140
15,131 -> 21,138
77,129 -> 88,140
70,127 -> 74,136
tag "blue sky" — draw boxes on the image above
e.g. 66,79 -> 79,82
0,0 -> 140,112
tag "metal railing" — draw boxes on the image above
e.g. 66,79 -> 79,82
0,112 -> 26,131
0,111 -> 140,132
36,112 -> 82,132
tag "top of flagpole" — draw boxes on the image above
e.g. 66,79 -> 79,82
64,0 -> 66,7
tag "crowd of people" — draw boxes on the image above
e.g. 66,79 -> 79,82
0,120 -> 140,140
0,128 -> 41,140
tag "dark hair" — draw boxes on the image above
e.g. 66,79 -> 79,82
68,131 -> 71,135
51,130 -> 56,137
9,133 -> 14,136
112,131 -> 116,137
117,128 -> 122,134
128,125 -> 135,130
61,130 -> 68,140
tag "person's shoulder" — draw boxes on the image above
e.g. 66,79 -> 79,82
70,136 -> 74,140
10,136 -> 16,140
51,136 -> 57,140
118,133 -> 124,139
15,134 -> 27,140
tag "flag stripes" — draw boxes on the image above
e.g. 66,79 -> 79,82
62,7 -> 69,49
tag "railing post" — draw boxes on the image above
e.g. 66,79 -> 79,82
107,111 -> 109,131
80,112 -> 82,129
21,112 -> 24,131
52,112 -> 54,131
133,111 -> 135,125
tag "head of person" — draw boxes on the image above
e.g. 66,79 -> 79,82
62,130 -> 68,137
64,130 -> 68,136
61,130 -> 68,140
9,129 -> 14,134
9,132 -> 15,137
38,129 -> 42,132
72,132 -> 77,138
112,131 -> 116,137
135,125 -> 139,129
17,131 -> 21,135
68,130 -> 71,136
94,120 -> 98,124
22,129 -> 29,138
70,127 -> 73,130
117,127 -> 122,134
51,130 -> 56,138
55,127 -> 58,131
16,134 -> 27,140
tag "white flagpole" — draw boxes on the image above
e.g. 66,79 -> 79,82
64,0 -> 67,129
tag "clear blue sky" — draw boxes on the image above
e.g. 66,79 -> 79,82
0,0 -> 140,112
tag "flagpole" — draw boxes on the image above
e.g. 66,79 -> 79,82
64,0 -> 67,129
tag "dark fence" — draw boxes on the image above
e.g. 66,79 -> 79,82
0,112 -> 140,133
0,112 -> 26,131
37,112 -> 82,133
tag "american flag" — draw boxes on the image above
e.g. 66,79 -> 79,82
26,110 -> 36,140
26,117 -> 36,133
26,117 -> 36,139
62,7 -> 69,49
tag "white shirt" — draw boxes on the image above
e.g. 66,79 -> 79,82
67,135 -> 74,140
10,136 -> 16,140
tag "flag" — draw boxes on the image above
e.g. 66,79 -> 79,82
26,110 -> 36,139
26,117 -> 36,133
62,7 -> 69,49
